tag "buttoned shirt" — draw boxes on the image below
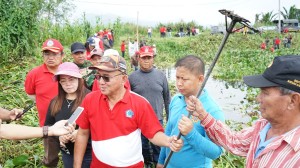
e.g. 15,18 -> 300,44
202,114 -> 300,168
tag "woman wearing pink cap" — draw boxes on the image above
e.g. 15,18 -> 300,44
44,62 -> 92,168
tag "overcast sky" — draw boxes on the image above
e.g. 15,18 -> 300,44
72,0 -> 299,27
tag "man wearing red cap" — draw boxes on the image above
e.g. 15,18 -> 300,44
24,38 -> 64,126
129,46 -> 170,167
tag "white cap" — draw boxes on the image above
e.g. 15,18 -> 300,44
103,49 -> 120,56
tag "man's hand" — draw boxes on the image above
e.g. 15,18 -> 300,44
178,115 -> 194,136
10,108 -> 23,120
156,163 -> 164,168
168,136 -> 183,152
59,135 -> 70,146
186,95 -> 208,120
69,130 -> 78,142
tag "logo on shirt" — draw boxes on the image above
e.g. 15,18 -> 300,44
126,110 -> 134,118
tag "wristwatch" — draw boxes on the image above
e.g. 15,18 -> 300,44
43,126 -> 49,138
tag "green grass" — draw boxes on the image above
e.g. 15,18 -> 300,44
1,20 -> 300,167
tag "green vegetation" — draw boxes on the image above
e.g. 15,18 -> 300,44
1,1 -> 300,167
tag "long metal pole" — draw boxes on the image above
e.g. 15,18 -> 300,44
278,0 -> 281,33
162,19 -> 238,168
137,11 -> 139,48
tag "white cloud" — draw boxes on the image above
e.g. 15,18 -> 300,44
72,0 -> 299,26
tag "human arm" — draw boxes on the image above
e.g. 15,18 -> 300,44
178,116 -> 223,159
27,94 -> 36,102
187,95 -> 254,156
0,108 -> 23,121
0,120 -> 74,140
74,128 -> 90,168
24,69 -> 37,102
149,131 -> 183,152
157,146 -> 167,166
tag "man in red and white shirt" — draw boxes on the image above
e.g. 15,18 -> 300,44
180,55 -> 300,168
74,53 -> 183,168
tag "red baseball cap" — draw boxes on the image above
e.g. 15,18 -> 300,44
42,39 -> 64,53
139,46 -> 154,57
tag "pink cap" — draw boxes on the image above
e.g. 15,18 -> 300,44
53,62 -> 82,81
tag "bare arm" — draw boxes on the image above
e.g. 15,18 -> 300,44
27,94 -> 36,102
0,120 -> 74,140
149,131 -> 183,152
74,128 -> 90,168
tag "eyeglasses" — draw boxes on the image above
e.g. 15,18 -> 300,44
43,51 -> 61,57
95,73 -> 123,83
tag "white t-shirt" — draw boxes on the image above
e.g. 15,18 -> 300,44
128,42 -> 135,57
93,37 -> 100,49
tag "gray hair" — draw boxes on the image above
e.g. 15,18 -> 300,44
278,87 -> 296,95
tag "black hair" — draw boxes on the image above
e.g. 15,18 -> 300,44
175,55 -> 205,76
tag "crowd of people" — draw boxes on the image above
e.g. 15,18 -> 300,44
154,25 -> 200,38
260,33 -> 293,51
1,29 -> 300,168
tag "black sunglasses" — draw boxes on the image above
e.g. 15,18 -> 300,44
95,73 -> 123,83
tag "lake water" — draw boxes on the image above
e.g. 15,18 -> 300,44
163,67 -> 251,123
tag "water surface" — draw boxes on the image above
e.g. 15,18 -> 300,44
163,67 -> 251,123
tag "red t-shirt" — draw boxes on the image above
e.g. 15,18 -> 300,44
24,64 -> 58,126
121,42 -> 126,51
160,27 -> 164,33
275,38 -> 281,45
260,43 -> 266,49
76,90 -> 163,167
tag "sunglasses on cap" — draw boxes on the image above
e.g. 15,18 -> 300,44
95,73 -> 123,83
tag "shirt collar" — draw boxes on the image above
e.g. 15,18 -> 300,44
103,87 -> 130,104
265,124 -> 300,152
139,67 -> 154,73
282,126 -> 300,151
42,63 -> 54,74
177,88 -> 207,100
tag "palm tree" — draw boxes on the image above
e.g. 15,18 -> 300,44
260,11 -> 276,25
255,13 -> 260,24
281,5 -> 300,20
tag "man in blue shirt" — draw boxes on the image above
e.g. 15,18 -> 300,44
158,55 -> 224,168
